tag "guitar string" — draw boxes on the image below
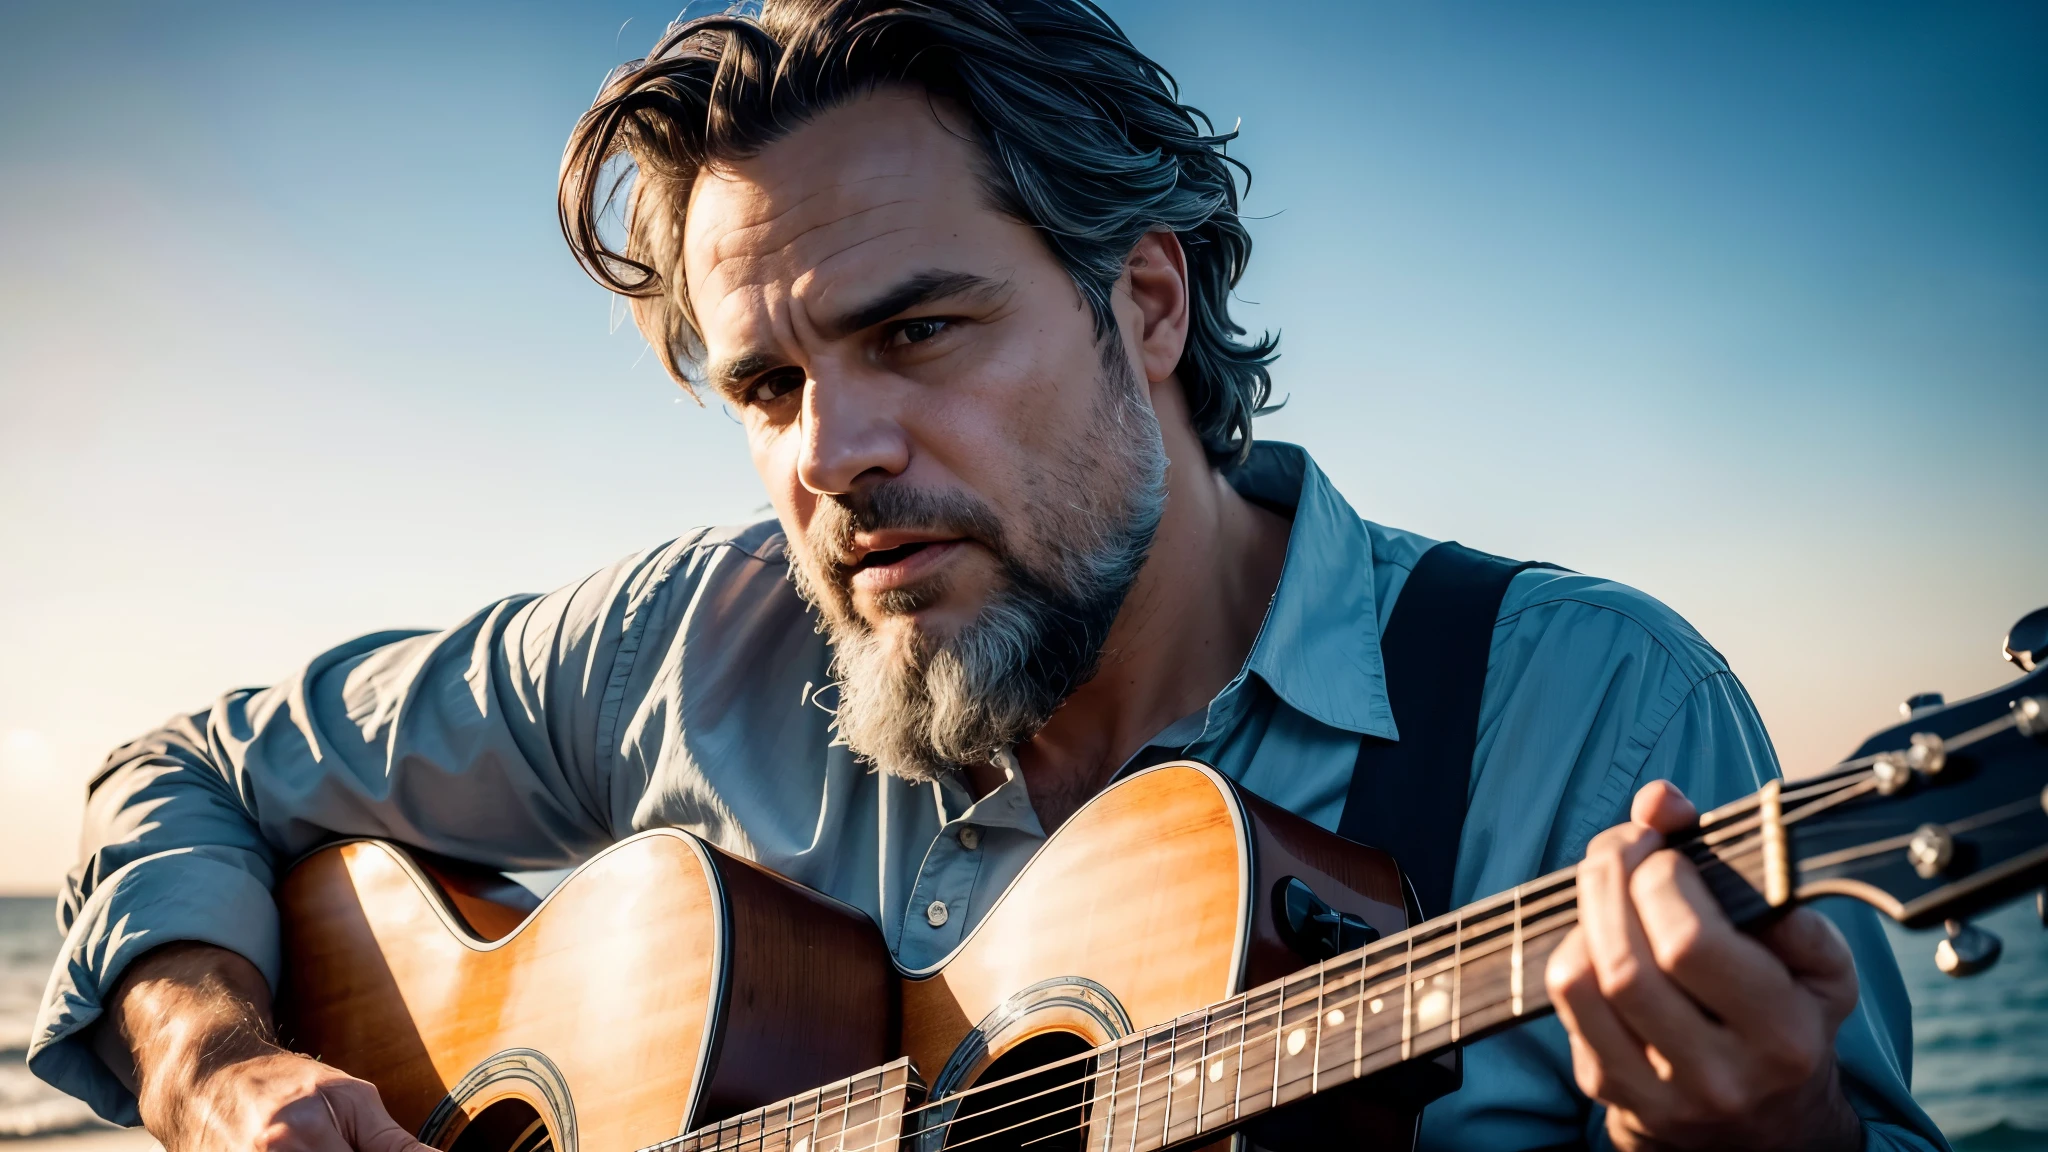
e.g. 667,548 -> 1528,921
694,799 -> 1799,1152
690,784 -> 1815,1152
919,768 -> 1939,1151
707,810 -> 1787,1152
667,710 -> 2029,1152
771,770 -> 1833,1150
934,933 -> 1592,1152
903,740 -> 1948,1140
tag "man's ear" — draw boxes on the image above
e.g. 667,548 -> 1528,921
1121,230 -> 1191,385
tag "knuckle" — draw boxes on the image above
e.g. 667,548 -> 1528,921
1632,848 -> 1682,892
1596,955 -> 1648,1003
1686,1069 -> 1747,1122
1649,910 -> 1708,972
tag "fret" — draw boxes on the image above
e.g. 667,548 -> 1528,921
843,1069 -> 883,1152
1126,1027 -> 1150,1152
799,1084 -> 825,1152
1227,982 -> 1280,1117
1136,1022 -> 1182,1151
1310,954 -> 1360,1095
1345,950 -> 1366,1078
1162,1009 -> 1206,1146
1091,1035 -> 1121,1152
1400,931 -> 1415,1060
1100,1031 -> 1143,1152
1271,970 -> 1321,1111
1171,1008 -> 1187,1139
1309,964 -> 1327,1094
1451,913 -> 1462,1044
816,1077 -> 851,1152
1195,992 -> 1247,1133
1511,884 -> 1525,1016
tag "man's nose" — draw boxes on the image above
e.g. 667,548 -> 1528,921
795,371 -> 912,496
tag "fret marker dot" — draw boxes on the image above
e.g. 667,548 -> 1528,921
1369,998 -> 1384,1013
1174,1066 -> 1198,1088
1325,1008 -> 1345,1027
1208,1058 -> 1225,1082
1286,1028 -> 1307,1056
1417,989 -> 1451,1031
794,1140 -> 809,1152
1413,979 -> 1425,993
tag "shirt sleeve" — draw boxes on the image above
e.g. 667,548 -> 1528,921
27,535 -> 711,1125
1420,588 -> 1948,1151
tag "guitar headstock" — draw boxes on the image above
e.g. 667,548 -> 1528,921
1777,662 -> 2048,930
1687,611 -> 2048,975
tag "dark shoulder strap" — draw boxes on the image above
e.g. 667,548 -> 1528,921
1337,542 -> 1550,920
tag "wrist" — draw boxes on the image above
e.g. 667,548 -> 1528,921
101,944 -> 281,1130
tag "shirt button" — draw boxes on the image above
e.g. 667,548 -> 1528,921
958,826 -> 981,851
926,900 -> 950,928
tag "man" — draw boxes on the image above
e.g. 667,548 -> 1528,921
30,2 -> 1944,1150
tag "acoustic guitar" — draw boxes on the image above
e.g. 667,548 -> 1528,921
277,649 -> 2048,1152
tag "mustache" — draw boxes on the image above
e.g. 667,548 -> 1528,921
807,484 -> 1009,585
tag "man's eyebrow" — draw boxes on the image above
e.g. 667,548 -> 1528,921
822,270 -> 1007,339
704,270 -> 1005,398
705,350 -> 784,400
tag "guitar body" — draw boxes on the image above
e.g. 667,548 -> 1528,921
278,763 -> 1424,1152
898,761 -> 1422,1151
278,830 -> 896,1152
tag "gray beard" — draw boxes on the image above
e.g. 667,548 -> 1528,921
788,349 -> 1169,783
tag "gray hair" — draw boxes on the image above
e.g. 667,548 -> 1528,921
559,0 -> 1279,465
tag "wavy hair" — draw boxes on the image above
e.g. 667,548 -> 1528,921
559,0 -> 1277,465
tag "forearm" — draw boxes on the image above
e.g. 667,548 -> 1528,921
94,942 -> 283,1126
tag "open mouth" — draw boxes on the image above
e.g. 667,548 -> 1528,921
857,541 -> 938,569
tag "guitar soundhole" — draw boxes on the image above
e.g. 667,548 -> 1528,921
449,1099 -> 552,1152
944,1031 -> 1093,1151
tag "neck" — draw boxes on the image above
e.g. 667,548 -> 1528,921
1004,390 -> 1290,831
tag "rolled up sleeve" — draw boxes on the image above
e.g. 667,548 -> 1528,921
28,536 -> 710,1122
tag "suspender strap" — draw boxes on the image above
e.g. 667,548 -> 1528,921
1337,542 -> 1550,920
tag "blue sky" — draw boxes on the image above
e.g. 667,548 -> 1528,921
1,1 -> 2043,892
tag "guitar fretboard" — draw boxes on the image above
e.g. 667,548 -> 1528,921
1074,788 -> 1781,1151
661,772 -> 1791,1152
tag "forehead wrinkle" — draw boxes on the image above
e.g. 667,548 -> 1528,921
707,196 -> 925,285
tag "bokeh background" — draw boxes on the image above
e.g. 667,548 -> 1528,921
2,1 -> 2044,1147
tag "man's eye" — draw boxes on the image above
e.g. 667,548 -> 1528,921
748,370 -> 803,404
888,318 -> 950,348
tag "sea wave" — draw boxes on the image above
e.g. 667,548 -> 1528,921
1951,1120 -> 2048,1152
0,1095 -> 111,1140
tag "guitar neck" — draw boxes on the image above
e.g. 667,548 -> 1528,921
1086,866 -> 1578,1150
1085,782 -> 1786,1151
657,772 -> 1816,1152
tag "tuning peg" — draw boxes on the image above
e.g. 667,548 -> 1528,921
2006,606 -> 2048,672
1899,692 -> 1945,719
1935,919 -> 2002,977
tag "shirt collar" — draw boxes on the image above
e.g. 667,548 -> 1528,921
1222,441 -> 1397,740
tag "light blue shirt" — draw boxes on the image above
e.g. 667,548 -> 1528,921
31,442 -> 1945,1151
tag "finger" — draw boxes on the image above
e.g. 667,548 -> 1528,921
1545,927 -> 1668,1112
1577,824 -> 1721,1065
326,1080 -> 436,1152
262,1091 -> 358,1152
1631,848 -> 1796,1031
1629,779 -> 1697,833
1759,907 -> 1860,1022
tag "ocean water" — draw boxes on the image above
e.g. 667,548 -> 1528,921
1,894 -> 2043,1148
